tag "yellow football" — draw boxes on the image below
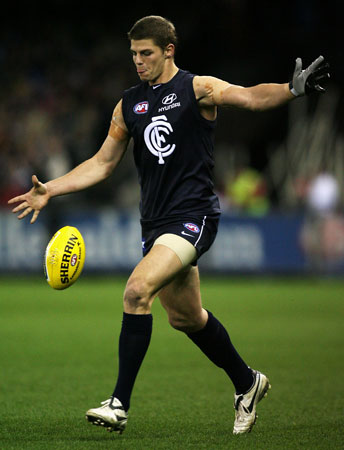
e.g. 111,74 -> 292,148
44,226 -> 86,290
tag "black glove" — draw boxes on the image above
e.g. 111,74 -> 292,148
289,55 -> 330,97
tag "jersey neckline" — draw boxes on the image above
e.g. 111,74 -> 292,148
149,69 -> 182,89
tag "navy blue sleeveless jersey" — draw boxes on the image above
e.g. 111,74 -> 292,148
122,69 -> 221,223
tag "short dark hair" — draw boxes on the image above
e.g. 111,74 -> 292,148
128,15 -> 178,50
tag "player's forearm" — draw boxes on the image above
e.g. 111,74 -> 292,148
45,156 -> 111,198
245,83 -> 295,111
45,134 -> 128,198
221,82 -> 294,112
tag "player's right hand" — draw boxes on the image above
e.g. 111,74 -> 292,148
8,175 -> 50,224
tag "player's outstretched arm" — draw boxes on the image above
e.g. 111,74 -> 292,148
8,100 -> 129,224
194,55 -> 330,111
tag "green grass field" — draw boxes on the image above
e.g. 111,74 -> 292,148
1,275 -> 343,449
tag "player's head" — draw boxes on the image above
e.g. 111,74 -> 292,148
128,15 -> 178,52
128,16 -> 178,84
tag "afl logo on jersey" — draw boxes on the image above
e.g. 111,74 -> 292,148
144,115 -> 176,165
133,101 -> 149,114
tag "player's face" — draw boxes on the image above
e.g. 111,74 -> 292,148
130,39 -> 167,84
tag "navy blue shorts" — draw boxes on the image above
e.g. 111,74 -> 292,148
141,214 -> 220,266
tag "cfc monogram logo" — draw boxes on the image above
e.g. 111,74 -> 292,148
144,115 -> 176,164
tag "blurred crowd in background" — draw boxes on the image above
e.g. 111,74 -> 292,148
0,0 -> 342,231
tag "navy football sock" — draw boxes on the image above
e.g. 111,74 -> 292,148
186,310 -> 253,394
112,312 -> 152,411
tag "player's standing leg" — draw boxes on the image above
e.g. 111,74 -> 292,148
85,244 -> 185,433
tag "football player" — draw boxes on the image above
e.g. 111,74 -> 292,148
8,15 -> 329,435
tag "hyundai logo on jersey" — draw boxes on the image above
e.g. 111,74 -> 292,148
183,223 -> 200,233
162,93 -> 177,105
134,101 -> 149,114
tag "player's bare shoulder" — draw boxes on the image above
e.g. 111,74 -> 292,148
193,75 -> 231,107
192,76 -> 225,120
192,76 -> 214,105
193,75 -> 247,117
109,99 -> 129,141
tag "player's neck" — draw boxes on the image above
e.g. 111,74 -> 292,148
150,62 -> 179,86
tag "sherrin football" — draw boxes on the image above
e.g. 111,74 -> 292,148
44,226 -> 86,290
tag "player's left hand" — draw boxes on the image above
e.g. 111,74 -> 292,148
289,55 -> 330,97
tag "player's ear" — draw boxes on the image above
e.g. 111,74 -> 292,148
164,43 -> 175,59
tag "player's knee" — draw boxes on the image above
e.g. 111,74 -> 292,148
168,312 -> 204,333
123,277 -> 152,312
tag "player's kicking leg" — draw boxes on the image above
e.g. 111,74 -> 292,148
159,263 -> 271,435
